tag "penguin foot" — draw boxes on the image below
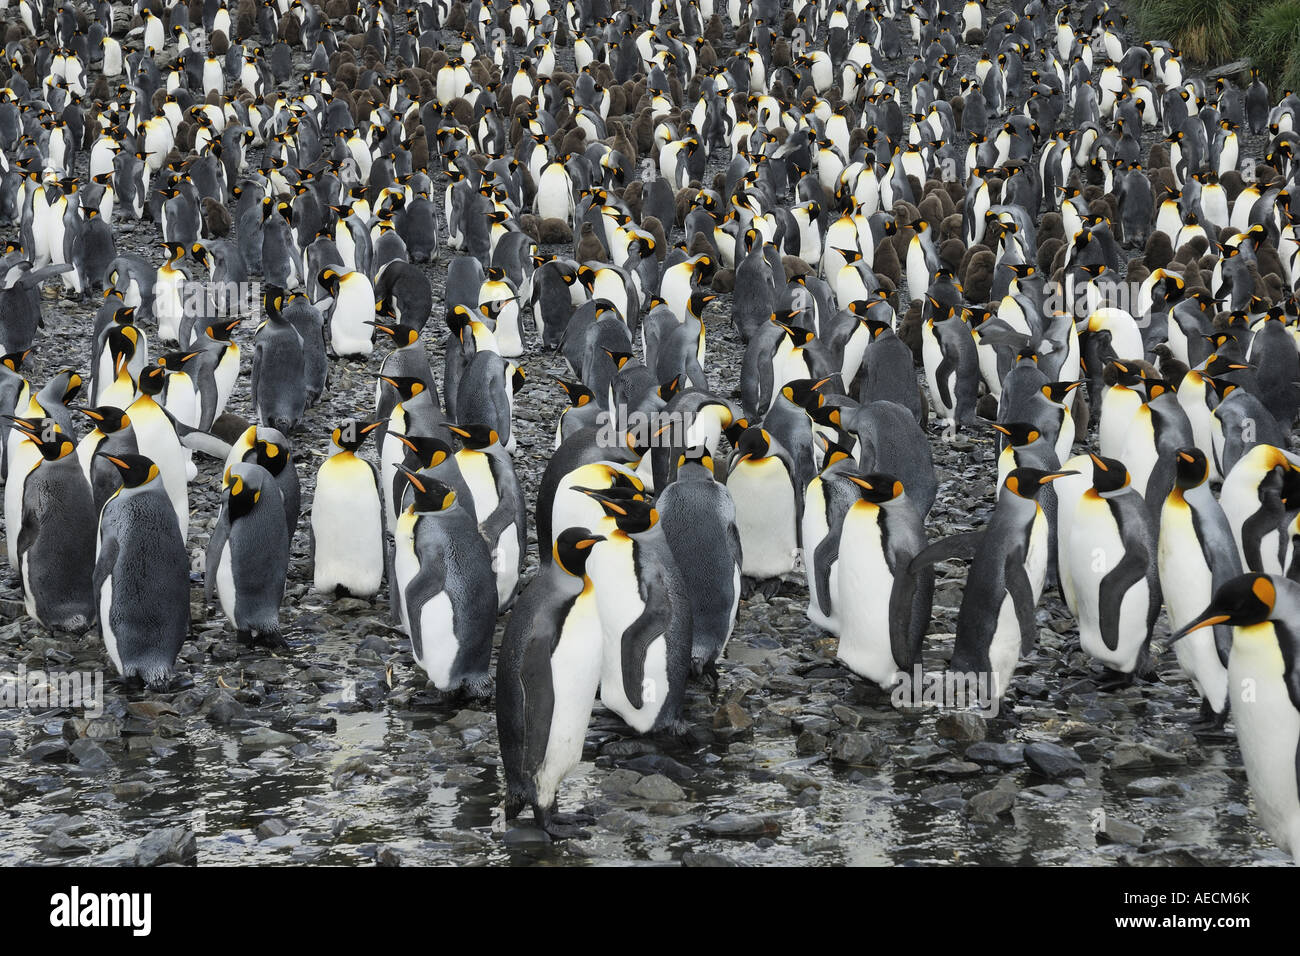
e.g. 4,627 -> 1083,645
460,674 -> 493,700
698,660 -> 721,693
1190,699 -> 1232,738
535,808 -> 591,840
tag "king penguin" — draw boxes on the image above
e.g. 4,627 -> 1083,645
497,527 -> 607,839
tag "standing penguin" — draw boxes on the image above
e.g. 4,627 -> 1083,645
12,426 -> 96,633
834,473 -> 933,690
726,425 -> 801,593
312,419 -> 386,599
1168,574 -> 1300,862
922,305 -> 980,437
1063,454 -> 1162,684
446,423 -> 527,611
580,490 -> 692,735
251,287 -> 307,434
1158,447 -> 1242,726
391,469 -> 495,697
497,527 -> 607,839
206,462 -> 290,647
656,447 -> 743,685
923,467 -> 1075,705
94,454 -> 190,687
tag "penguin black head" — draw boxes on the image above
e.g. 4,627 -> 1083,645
206,318 -> 242,341
844,472 -> 904,503
250,433 -> 291,476
1168,574 -> 1278,644
734,425 -> 772,462
553,527 -> 605,578
678,446 -> 714,473
98,452 -> 160,489
1089,453 -> 1131,493
396,467 -> 458,514
137,364 -> 167,397
377,375 -> 429,402
1,349 -> 31,373
1004,467 -> 1077,500
1042,381 -> 1081,404
556,378 -> 595,408
392,432 -> 452,469
223,464 -> 267,520
447,422 -> 500,450
75,405 -> 130,433
332,419 -> 381,453
991,421 -> 1042,447
158,350 -> 202,371
578,487 -> 659,534
1173,447 -> 1210,490
782,377 -> 829,410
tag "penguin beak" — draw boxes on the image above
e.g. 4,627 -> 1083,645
1163,611 -> 1231,647
1038,471 -> 1078,484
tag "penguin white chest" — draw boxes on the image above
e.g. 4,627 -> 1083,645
835,506 -> 898,688
1228,626 -> 1300,861
731,461 -> 798,578
534,591 -> 604,807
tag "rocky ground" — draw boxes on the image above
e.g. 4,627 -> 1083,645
0,1 -> 1292,866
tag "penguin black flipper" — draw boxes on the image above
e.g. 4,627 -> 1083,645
91,532 -> 118,611
1097,532 -> 1150,654
934,351 -> 956,411
813,531 -> 840,618
401,557 -> 449,663
887,561 -> 930,670
518,636 -> 557,775
908,530 -> 984,575
1003,547 -> 1038,656
620,609 -> 670,710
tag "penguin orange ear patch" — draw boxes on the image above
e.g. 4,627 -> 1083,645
1253,576 -> 1277,608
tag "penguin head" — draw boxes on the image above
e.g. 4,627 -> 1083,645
1168,574 -> 1279,643
991,421 -> 1043,448
1004,467 -> 1077,500
734,425 -> 772,462
1041,381 -> 1081,405
137,364 -> 167,397
781,378 -> 828,410
249,431 -> 291,476
556,378 -> 595,408
397,468 -> 458,514
99,452 -> 160,489
678,446 -> 714,474
447,422 -> 500,450
844,472 -> 904,504
658,375 -> 683,402
377,374 -> 429,403
2,349 -> 32,373
331,419 -> 381,453
223,463 -> 266,520
1088,453 -> 1131,494
553,527 -> 605,578
392,432 -> 453,471
1173,448 -> 1211,490
75,405 -> 130,433
577,486 -> 658,534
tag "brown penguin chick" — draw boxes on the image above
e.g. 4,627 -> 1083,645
1143,231 -> 1175,271
940,212 -> 963,244
335,61 -> 358,89
279,14 -> 300,44
632,108 -> 656,153
923,180 -> 955,217
539,218 -> 573,244
608,85 -> 627,116
874,230 -> 902,288
518,213 -> 541,243
782,256 -> 813,282
560,127 -> 587,156
621,180 -> 644,220
641,216 -> 668,260
444,1 -> 466,30
210,28 -> 229,54
938,237 -> 965,272
898,299 -> 925,363
1049,243 -> 1068,275
201,196 -> 232,238
673,187 -> 697,229
772,37 -> 792,68
1220,169 -> 1245,203
917,193 -> 945,228
1037,211 -> 1064,245
1127,261 -> 1151,289
711,268 -> 736,292
1147,143 -> 1169,170
705,13 -> 725,41
1256,238 -> 1286,284
961,248 -> 996,302
688,232 -> 716,260
1152,343 -> 1190,388
976,392 -> 1000,421
575,221 -> 605,264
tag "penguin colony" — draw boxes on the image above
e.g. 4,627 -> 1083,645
3,0 -> 1300,860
